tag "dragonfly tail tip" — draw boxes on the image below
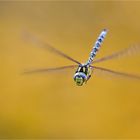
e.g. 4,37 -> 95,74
103,28 -> 108,32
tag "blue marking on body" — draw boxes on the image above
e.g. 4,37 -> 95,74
85,29 -> 108,65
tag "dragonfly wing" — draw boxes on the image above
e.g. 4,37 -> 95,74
22,65 -> 77,74
91,66 -> 140,80
22,31 -> 81,65
92,45 -> 140,64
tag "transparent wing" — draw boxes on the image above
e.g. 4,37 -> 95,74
92,45 -> 140,64
22,65 -> 77,74
22,31 -> 81,65
92,66 -> 140,80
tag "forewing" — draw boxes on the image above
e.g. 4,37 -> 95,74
22,31 -> 81,65
93,45 -> 140,64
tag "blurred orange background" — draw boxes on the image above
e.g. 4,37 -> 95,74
1,1 -> 140,139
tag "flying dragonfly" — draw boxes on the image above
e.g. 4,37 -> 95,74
23,29 -> 140,86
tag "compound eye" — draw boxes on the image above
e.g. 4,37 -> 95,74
75,76 -> 84,86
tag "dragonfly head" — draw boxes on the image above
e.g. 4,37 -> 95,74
73,72 -> 87,86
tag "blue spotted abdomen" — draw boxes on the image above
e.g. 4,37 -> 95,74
86,29 -> 108,65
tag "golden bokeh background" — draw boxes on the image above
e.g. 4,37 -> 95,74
1,1 -> 140,139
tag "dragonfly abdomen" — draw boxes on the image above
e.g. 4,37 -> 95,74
86,29 -> 108,65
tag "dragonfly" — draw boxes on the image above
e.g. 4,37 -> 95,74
23,29 -> 140,86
